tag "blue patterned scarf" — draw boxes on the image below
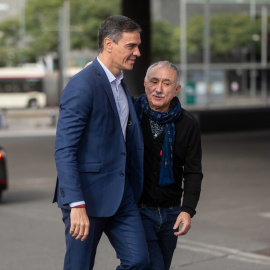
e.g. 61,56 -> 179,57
134,94 -> 182,186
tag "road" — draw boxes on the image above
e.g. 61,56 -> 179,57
0,130 -> 270,270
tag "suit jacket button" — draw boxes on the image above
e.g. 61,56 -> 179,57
121,152 -> 126,156
120,173 -> 124,177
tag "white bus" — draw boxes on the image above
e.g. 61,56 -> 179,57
0,67 -> 47,109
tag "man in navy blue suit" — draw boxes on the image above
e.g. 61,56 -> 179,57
54,15 -> 149,270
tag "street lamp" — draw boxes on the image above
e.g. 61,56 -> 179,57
19,0 -> 26,64
0,3 -> 9,42
261,6 -> 268,103
180,0 -> 187,105
250,0 -> 256,18
204,0 -> 210,106
249,0 -> 257,98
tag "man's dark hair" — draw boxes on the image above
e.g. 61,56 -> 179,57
98,15 -> 142,53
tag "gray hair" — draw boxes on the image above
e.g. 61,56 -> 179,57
144,61 -> 181,85
98,15 -> 142,53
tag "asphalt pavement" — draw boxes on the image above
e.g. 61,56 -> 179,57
0,109 -> 270,270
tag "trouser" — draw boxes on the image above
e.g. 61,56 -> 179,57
61,179 -> 150,270
138,204 -> 181,270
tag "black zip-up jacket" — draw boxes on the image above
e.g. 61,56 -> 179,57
138,108 -> 203,217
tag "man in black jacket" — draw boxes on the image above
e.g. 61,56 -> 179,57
134,61 -> 203,270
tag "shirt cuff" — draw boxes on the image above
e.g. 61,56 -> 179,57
70,201 -> 86,207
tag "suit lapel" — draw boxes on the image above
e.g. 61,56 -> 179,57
94,60 -> 141,146
94,59 -> 120,122
121,79 -> 134,133
122,79 -> 144,151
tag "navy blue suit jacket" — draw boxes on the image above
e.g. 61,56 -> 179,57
53,58 -> 144,217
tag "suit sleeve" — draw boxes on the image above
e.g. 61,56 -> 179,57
55,75 -> 93,205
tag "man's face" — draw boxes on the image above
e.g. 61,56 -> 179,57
144,66 -> 181,112
110,31 -> 141,74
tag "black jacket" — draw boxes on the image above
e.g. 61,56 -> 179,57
139,108 -> 203,217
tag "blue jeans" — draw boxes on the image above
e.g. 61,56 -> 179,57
138,204 -> 181,270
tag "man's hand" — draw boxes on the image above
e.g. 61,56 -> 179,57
70,208 -> 90,241
173,211 -> 191,236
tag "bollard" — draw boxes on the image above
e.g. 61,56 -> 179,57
49,107 -> 57,127
0,109 -> 7,130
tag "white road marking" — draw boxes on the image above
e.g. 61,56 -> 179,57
0,128 -> 56,138
177,239 -> 270,266
259,212 -> 270,219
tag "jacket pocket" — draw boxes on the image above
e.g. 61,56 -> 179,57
78,163 -> 101,172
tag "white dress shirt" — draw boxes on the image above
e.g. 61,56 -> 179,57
97,57 -> 129,140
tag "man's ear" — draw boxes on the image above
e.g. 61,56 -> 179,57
175,85 -> 181,96
104,37 -> 114,53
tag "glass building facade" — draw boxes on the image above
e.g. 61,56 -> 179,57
152,0 -> 270,109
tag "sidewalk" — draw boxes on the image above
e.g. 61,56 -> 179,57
0,108 -> 57,138
1,109 -> 270,270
